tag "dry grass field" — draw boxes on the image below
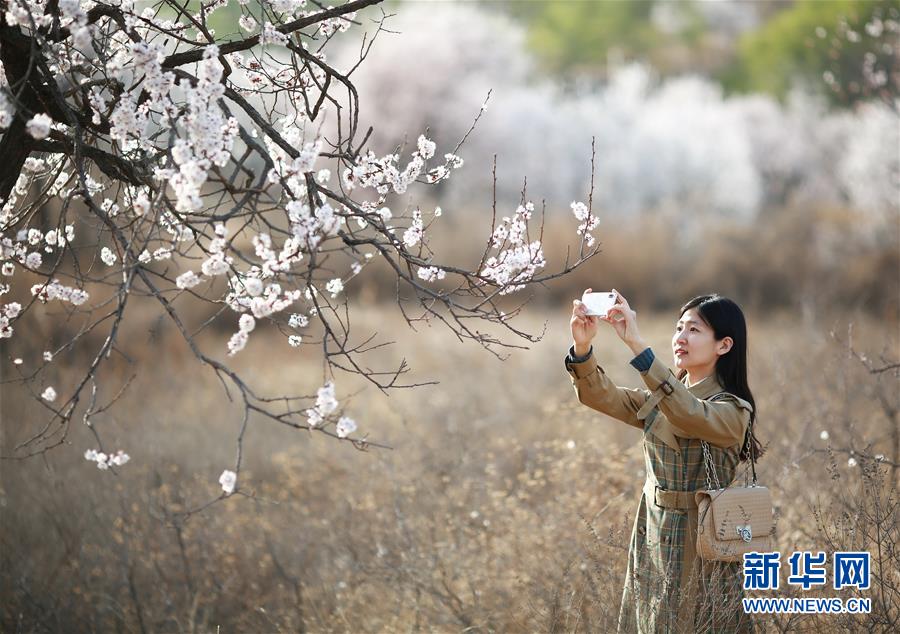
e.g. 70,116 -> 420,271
2,296 -> 898,632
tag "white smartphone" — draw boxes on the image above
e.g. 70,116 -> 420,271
581,291 -> 617,317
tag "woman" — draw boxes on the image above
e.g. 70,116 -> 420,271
566,288 -> 761,633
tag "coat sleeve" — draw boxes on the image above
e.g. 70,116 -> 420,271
564,348 -> 649,430
637,354 -> 753,447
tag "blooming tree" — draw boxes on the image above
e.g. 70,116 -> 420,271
0,0 -> 599,499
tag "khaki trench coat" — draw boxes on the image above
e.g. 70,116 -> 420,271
565,349 -> 755,633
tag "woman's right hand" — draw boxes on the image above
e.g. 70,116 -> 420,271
571,287 -> 599,353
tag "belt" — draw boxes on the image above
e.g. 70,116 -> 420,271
644,479 -> 697,510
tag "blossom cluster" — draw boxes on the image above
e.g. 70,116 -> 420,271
480,202 -> 546,295
223,267 -> 309,356
342,135 -> 462,195
286,199 -> 341,254
318,11 -> 357,37
176,47 -> 240,211
260,21 -> 289,47
227,307 -> 258,356
1,224 -> 75,271
266,130 -> 322,189
30,279 -> 89,306
226,269 -> 300,316
570,201 -> 600,247
417,265 -> 446,283
306,380 -> 338,428
1,308 -> 17,342
0,153 -> 73,218
174,224 -> 235,292
3,0 -> 54,31
84,449 -> 131,470
402,209 -> 424,249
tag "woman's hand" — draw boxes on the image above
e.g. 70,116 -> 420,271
601,289 -> 649,356
571,287 -> 599,356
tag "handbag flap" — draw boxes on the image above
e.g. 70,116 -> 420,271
704,486 -> 774,542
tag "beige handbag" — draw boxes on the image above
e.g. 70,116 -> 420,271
695,394 -> 775,562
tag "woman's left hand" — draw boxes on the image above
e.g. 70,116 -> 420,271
601,289 -> 648,354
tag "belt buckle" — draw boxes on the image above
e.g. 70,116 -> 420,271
653,485 -> 664,508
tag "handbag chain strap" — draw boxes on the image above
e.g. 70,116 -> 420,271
701,440 -> 722,490
701,391 -> 758,490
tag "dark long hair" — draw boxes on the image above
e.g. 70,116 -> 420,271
677,294 -> 763,462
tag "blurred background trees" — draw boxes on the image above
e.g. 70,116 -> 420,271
485,0 -> 899,109
341,0 -> 898,317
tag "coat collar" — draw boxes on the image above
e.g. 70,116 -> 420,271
681,372 -> 724,400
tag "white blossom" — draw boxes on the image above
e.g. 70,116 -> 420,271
238,14 -> 257,32
417,134 -> 436,159
288,335 -> 302,347
133,194 -> 151,216
335,416 -> 357,438
201,252 -> 231,276
26,113 -> 53,140
289,313 -> 309,328
219,469 -> 237,494
100,247 -> 117,266
326,278 -> 344,297
41,386 -> 57,402
239,314 -> 255,332
175,271 -> 203,289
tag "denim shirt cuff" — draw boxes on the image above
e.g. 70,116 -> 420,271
629,347 -> 655,373
566,344 -> 593,365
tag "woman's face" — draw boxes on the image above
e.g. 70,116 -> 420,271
671,307 -> 732,372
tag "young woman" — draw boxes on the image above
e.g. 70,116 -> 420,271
566,289 -> 761,633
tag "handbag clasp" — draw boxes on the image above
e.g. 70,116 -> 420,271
736,524 -> 753,542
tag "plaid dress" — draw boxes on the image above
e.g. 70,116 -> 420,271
565,350 -> 755,633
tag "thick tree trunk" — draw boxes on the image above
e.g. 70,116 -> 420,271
0,20 -> 42,203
